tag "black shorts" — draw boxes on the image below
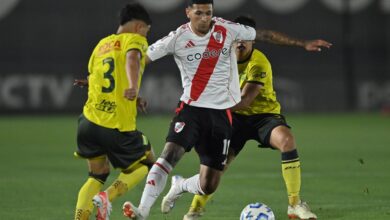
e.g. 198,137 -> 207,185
166,102 -> 232,171
230,113 -> 290,155
76,114 -> 151,169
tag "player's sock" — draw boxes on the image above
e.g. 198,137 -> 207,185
138,158 -> 172,217
189,194 -> 212,211
74,177 -> 104,220
74,208 -> 91,220
180,174 -> 205,195
106,164 -> 148,202
281,149 -> 301,206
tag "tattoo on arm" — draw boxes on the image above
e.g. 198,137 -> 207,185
256,29 -> 305,47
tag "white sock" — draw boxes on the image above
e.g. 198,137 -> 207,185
138,158 -> 172,216
180,174 -> 205,195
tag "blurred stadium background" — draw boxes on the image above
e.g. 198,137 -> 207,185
1,0 -> 390,219
1,0 -> 389,113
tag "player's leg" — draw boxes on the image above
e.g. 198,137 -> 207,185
74,115 -> 111,220
104,133 -> 155,203
123,103 -> 200,218
104,158 -> 152,203
269,125 -> 300,205
268,123 -> 316,219
122,141 -> 185,219
162,164 -> 223,215
129,142 -> 185,219
75,156 -> 110,220
183,150 -> 238,220
179,109 -> 233,219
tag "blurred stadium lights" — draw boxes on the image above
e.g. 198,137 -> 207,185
139,0 -> 390,14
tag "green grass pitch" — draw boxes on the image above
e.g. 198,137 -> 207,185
0,113 -> 389,219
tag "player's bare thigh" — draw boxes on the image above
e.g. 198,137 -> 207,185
87,156 -> 110,174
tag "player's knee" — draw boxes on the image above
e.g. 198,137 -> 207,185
200,183 -> 218,195
199,178 -> 219,194
276,134 -> 295,152
160,142 -> 185,167
89,172 -> 110,184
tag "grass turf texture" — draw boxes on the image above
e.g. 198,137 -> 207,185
0,113 -> 389,219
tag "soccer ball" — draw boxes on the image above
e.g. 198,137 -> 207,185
240,202 -> 275,220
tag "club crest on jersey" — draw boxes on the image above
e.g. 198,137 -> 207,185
212,31 -> 224,44
174,122 -> 185,133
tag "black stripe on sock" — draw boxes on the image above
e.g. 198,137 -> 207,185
281,149 -> 299,161
89,172 -> 109,184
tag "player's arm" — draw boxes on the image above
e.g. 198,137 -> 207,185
255,29 -> 332,52
145,55 -> 152,65
124,49 -> 142,101
231,82 -> 262,111
73,78 -> 88,88
137,97 -> 148,113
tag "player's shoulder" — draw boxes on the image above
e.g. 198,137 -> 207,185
248,49 -> 271,68
122,33 -> 147,43
252,49 -> 270,63
212,17 -> 237,26
174,23 -> 192,35
97,34 -> 115,45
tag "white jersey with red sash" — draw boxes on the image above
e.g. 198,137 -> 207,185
147,17 -> 256,109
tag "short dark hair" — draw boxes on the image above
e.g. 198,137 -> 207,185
120,3 -> 152,25
187,0 -> 213,7
234,15 -> 256,29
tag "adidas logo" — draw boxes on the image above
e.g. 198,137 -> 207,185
185,40 -> 195,48
147,179 -> 156,186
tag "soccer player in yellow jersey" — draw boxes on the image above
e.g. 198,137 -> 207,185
184,16 -> 320,220
73,3 -> 155,220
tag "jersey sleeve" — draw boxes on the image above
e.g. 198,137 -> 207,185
147,30 -> 178,61
216,17 -> 256,41
124,35 -> 148,58
246,61 -> 271,85
236,24 -> 256,41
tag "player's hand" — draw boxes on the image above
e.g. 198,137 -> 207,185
137,97 -> 148,113
304,39 -> 332,52
124,87 -> 138,100
73,79 -> 88,88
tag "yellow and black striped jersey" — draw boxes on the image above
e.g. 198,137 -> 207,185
234,49 -> 281,115
83,33 -> 148,131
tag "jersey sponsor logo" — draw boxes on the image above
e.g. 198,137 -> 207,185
186,47 -> 230,61
97,40 -> 121,56
174,122 -> 185,133
185,40 -> 195,48
95,99 -> 117,113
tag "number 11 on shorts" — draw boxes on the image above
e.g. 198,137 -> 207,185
222,139 -> 230,165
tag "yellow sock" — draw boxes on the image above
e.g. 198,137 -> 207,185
74,209 -> 91,220
189,194 -> 213,212
74,177 -> 103,220
281,149 -> 301,206
106,164 -> 148,202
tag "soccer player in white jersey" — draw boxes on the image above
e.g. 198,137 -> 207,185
122,0 -> 332,219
